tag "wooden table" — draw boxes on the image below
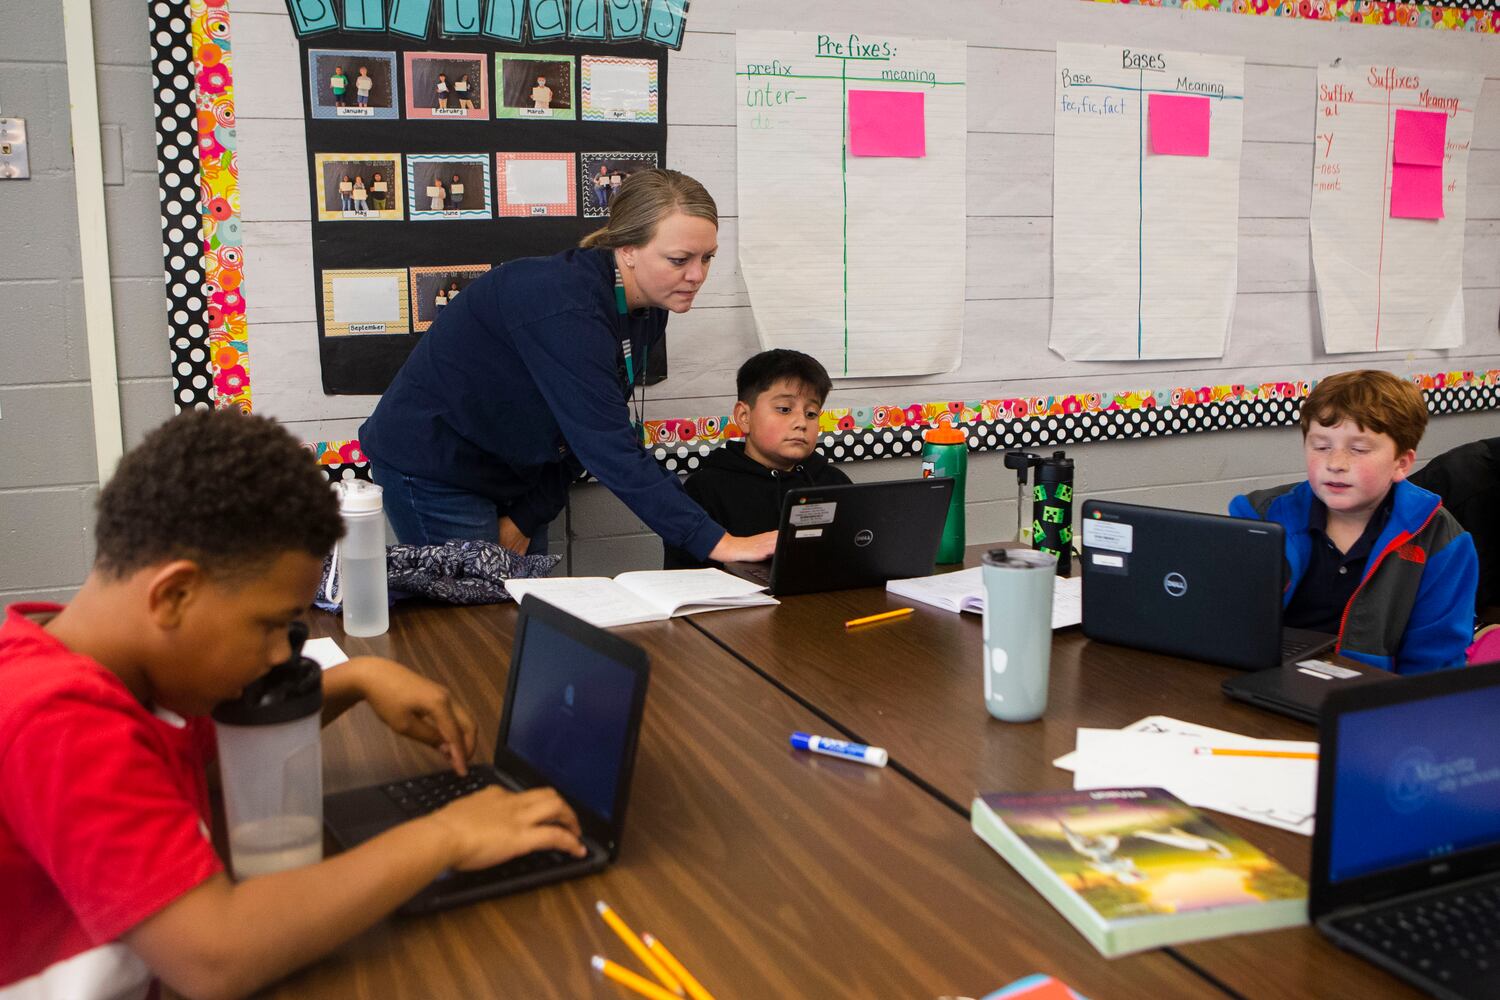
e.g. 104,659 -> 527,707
266,602 -> 1218,999
688,566 -> 1422,1000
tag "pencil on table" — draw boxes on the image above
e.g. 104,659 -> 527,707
845,607 -> 915,628
592,955 -> 681,1000
643,933 -> 718,1000
596,901 -> 684,996
1195,747 -> 1318,760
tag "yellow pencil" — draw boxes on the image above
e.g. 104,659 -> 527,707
596,901 -> 684,996
592,955 -> 681,1000
642,933 -> 718,1000
845,607 -> 915,629
1196,747 -> 1318,760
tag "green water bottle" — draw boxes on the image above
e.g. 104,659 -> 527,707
921,420 -> 967,564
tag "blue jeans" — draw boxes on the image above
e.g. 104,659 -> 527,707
368,459 -> 549,554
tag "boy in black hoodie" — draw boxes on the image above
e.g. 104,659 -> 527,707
664,350 -> 850,569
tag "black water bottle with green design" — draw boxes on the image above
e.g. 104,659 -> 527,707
1031,450 -> 1075,577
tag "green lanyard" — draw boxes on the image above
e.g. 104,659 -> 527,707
616,264 -> 648,441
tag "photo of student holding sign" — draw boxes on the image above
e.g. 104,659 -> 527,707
360,170 -> 776,566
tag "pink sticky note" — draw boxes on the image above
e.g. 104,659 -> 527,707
1391,162 -> 1444,219
1148,93 -> 1211,156
847,90 -> 925,158
1393,109 -> 1446,166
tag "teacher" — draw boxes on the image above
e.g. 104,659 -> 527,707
359,169 -> 776,566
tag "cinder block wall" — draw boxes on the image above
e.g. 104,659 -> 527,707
0,0 -> 174,602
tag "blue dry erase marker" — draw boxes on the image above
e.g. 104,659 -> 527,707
790,732 -> 889,768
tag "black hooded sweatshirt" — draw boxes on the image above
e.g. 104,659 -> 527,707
663,441 -> 851,569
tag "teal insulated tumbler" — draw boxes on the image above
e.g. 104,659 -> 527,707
981,548 -> 1057,722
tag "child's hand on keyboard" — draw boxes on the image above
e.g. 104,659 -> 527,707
428,786 -> 587,870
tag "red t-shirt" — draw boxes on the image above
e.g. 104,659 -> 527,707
0,603 -> 223,997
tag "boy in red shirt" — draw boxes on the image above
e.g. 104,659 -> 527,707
0,410 -> 584,999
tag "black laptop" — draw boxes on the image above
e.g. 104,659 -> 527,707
1222,656 -> 1393,723
1080,500 -> 1336,671
727,478 -> 954,596
1312,660 -> 1500,999
323,596 -> 650,915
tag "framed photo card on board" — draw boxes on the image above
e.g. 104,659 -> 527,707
496,152 -> 577,217
406,154 -> 493,220
496,53 -> 577,120
580,151 -> 658,218
321,268 -> 411,337
313,153 -> 404,221
404,51 -> 489,120
308,50 -> 399,120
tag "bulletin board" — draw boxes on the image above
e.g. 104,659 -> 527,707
153,0 -> 1500,482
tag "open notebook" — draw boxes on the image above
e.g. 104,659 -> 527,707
505,568 -> 777,628
886,566 -> 1083,630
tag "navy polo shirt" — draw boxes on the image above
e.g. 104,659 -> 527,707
1284,489 -> 1396,634
359,247 -> 726,561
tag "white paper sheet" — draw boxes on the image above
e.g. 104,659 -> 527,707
330,274 -> 401,323
506,158 -> 568,204
503,578 -> 659,628
1310,63 -> 1482,353
614,568 -> 773,616
1050,44 -> 1244,361
886,566 -> 1082,628
301,636 -> 349,671
589,61 -> 651,111
1058,717 -> 1318,835
735,30 -> 967,377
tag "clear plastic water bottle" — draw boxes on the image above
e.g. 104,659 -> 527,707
921,420 -> 968,564
337,480 -> 388,637
213,623 -> 324,879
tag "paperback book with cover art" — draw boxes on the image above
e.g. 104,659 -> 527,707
971,787 -> 1307,957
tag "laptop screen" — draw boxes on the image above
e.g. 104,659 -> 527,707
1327,682 -> 1500,884
504,611 -> 638,822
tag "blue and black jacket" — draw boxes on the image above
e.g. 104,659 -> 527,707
1230,479 -> 1477,674
360,247 -> 726,561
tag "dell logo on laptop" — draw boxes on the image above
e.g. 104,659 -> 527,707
1163,572 -> 1188,597
854,529 -> 874,547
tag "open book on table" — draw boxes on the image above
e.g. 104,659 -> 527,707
505,568 -> 777,628
886,566 -> 1082,629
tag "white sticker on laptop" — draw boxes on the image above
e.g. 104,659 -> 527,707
1296,659 -> 1362,680
1091,552 -> 1124,568
1082,519 -> 1133,553
794,528 -> 823,539
789,502 -> 836,527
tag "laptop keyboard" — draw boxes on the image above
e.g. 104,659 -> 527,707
1281,631 -> 1333,661
1330,881 -> 1500,993
737,561 -> 772,585
383,770 -> 504,818
382,772 -> 579,881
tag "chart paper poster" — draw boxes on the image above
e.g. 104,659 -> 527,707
735,30 -> 967,377
1311,64 -> 1482,353
1050,44 -> 1245,361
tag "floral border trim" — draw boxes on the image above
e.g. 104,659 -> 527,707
1083,0 -> 1500,32
193,0 -> 250,409
304,369 -> 1500,466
